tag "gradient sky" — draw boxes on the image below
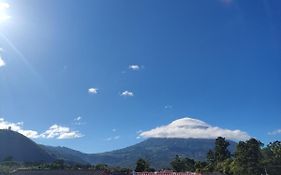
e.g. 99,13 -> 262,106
0,0 -> 280,153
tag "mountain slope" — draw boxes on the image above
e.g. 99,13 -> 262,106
0,130 -> 236,169
40,145 -> 89,164
0,129 -> 54,162
87,138 -> 236,169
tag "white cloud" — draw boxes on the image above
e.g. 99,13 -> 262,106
268,129 -> 281,135
0,118 -> 83,140
112,128 -> 117,132
88,88 -> 98,94
0,118 -> 40,138
74,116 -> 82,121
121,90 -> 134,97
0,56 -> 5,67
41,124 -> 83,139
129,64 -> 140,71
139,117 -> 250,141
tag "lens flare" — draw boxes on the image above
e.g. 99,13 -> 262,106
0,2 -> 11,23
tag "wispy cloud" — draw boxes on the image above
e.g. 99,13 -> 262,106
73,116 -> 84,125
0,48 -> 5,68
164,105 -> 173,109
139,117 -> 250,141
88,88 -> 98,94
0,56 -> 5,67
74,116 -> 82,121
41,124 -> 83,139
112,128 -> 117,132
105,135 -> 120,141
0,118 -> 83,139
268,129 -> 281,135
129,64 -> 140,71
121,90 -> 134,97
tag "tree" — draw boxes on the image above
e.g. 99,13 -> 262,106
232,138 -> 263,175
204,137 -> 231,173
95,164 -> 109,171
184,157 -> 195,172
49,159 -> 65,170
262,141 -> 281,175
170,155 -> 195,172
204,150 -> 215,172
135,158 -> 150,172
214,137 -> 231,162
194,161 -> 207,173
2,156 -> 13,162
171,155 -> 186,172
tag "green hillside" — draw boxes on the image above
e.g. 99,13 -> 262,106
0,130 -> 54,163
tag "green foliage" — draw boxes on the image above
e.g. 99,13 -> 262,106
205,150 -> 215,172
204,137 -> 232,173
49,159 -> 65,170
170,155 -> 195,172
232,138 -> 263,175
214,137 -> 231,163
194,161 -> 207,173
262,141 -> 281,175
2,156 -> 13,162
95,164 -> 109,171
135,158 -> 150,172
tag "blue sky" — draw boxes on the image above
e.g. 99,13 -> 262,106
0,0 -> 280,153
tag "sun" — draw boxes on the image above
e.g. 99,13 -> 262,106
0,2 -> 11,23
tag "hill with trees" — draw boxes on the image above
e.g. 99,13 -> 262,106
0,129 -> 54,163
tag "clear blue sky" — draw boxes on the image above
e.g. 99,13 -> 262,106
0,0 -> 280,153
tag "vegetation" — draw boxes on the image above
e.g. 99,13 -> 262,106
170,155 -> 195,172
0,132 -> 280,175
0,160 -> 131,175
135,158 -> 151,172
169,137 -> 281,175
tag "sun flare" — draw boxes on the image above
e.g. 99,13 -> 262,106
0,2 -> 11,23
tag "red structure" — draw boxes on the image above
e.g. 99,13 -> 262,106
136,171 -> 202,175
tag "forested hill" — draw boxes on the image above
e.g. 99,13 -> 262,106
0,129 -> 54,162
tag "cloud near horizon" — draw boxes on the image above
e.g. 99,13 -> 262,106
0,56 -> 5,68
41,124 -> 83,139
0,118 -> 83,139
139,117 -> 250,141
268,129 -> 281,135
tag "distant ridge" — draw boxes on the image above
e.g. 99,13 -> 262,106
0,130 -> 236,169
0,129 -> 54,162
41,138 -> 236,169
87,138 -> 237,169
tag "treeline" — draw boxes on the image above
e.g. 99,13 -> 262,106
134,137 -> 280,175
0,160 -> 131,175
168,137 -> 281,175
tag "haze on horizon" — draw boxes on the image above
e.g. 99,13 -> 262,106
0,0 -> 280,153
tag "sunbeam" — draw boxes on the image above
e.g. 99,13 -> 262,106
0,2 -> 11,23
